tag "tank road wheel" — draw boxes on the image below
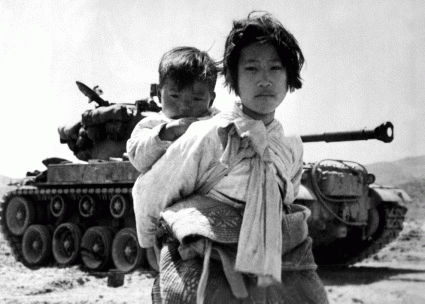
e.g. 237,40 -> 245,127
50,195 -> 67,219
22,224 -> 52,267
79,195 -> 97,218
5,196 -> 35,236
109,194 -> 130,219
112,228 -> 145,273
52,223 -> 82,266
81,226 -> 113,271
146,247 -> 159,272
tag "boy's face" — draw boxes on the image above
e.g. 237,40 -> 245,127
158,78 -> 215,119
237,42 -> 288,117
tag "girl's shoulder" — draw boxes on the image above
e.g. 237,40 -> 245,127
180,117 -> 227,148
282,132 -> 303,149
269,123 -> 303,157
187,116 -> 232,136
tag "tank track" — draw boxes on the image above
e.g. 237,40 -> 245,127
2,187 -> 407,270
314,202 -> 407,267
0,185 -> 135,271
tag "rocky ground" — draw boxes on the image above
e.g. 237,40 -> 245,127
1,199 -> 424,304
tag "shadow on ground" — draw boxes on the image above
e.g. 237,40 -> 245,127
317,265 -> 425,285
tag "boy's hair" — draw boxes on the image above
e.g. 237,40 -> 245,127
222,12 -> 305,95
158,46 -> 219,93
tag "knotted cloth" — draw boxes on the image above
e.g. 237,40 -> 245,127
212,103 -> 296,285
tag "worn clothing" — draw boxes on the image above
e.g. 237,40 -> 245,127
133,101 -> 328,303
157,195 -> 320,303
127,112 -> 174,173
132,101 -> 303,249
152,239 -> 329,304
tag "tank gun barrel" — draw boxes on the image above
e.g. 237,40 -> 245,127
301,122 -> 394,143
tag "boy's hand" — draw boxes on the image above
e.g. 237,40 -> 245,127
159,117 -> 198,141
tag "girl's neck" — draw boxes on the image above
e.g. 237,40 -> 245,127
241,104 -> 275,125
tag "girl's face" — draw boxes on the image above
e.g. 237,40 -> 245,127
237,43 -> 288,122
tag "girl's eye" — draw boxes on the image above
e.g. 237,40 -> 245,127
271,66 -> 283,70
170,94 -> 179,98
245,66 -> 257,71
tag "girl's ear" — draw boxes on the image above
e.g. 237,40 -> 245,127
157,87 -> 162,104
209,92 -> 216,108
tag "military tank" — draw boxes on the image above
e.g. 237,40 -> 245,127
0,82 -> 410,274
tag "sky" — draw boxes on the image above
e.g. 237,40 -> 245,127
0,0 -> 424,178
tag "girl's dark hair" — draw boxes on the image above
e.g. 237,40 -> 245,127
222,12 -> 305,95
158,46 -> 219,92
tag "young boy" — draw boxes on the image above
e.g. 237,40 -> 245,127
126,46 -> 219,174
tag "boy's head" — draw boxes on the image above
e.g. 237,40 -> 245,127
222,12 -> 305,96
158,47 -> 218,119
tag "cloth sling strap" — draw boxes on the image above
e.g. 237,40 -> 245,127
193,150 -> 249,303
193,153 -> 286,302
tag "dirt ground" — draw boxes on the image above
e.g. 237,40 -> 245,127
1,206 -> 424,304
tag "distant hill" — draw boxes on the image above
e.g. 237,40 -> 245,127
0,175 -> 12,186
366,155 -> 425,186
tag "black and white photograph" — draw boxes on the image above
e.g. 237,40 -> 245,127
1,1 -> 424,303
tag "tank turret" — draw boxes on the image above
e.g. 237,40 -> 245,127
295,122 -> 410,266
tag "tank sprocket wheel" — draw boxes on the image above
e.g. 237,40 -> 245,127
80,226 -> 114,271
109,194 -> 130,219
4,195 -> 35,236
52,223 -> 82,266
22,224 -> 52,267
112,228 -> 145,273
146,247 -> 159,272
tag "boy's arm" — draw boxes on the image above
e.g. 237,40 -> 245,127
126,120 -> 172,173
132,122 -> 218,248
127,117 -> 199,173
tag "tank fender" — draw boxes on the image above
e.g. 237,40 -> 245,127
296,185 -> 316,201
369,185 -> 412,203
